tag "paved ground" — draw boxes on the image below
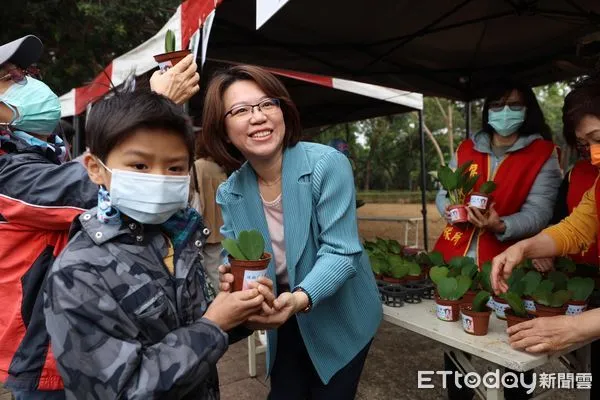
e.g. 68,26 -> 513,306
0,319 -> 582,399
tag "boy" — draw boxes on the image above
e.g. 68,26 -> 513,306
43,91 -> 272,399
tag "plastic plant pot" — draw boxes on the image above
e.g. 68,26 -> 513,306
435,295 -> 461,322
534,304 -> 568,318
461,290 -> 477,306
565,300 -> 588,316
153,49 -> 192,71
492,296 -> 510,320
460,304 -> 491,336
469,193 -> 491,210
228,253 -> 271,292
448,205 -> 469,224
522,296 -> 536,314
505,310 -> 535,328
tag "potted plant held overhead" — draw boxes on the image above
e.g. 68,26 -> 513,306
460,291 -> 492,336
222,230 -> 271,292
437,161 -> 479,224
153,29 -> 192,71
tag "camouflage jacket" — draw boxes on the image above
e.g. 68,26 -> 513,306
43,207 -> 228,400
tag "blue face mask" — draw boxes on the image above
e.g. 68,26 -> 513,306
0,77 -> 61,135
488,106 -> 526,137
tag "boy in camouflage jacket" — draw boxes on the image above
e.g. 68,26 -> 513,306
43,91 -> 273,399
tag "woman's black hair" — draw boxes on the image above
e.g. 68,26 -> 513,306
481,81 -> 553,141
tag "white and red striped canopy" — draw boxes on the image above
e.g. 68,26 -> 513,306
59,0 -> 422,117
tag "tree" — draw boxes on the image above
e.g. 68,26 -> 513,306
2,0 -> 181,95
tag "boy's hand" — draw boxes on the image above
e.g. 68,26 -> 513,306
203,289 -> 264,331
218,264 -> 234,292
149,54 -> 199,104
245,291 -> 309,330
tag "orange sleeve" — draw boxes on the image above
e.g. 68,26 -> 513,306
544,180 -> 598,255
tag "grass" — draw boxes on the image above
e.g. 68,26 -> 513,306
357,190 -> 437,204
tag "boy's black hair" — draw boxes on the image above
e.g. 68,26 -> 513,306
86,90 -> 195,165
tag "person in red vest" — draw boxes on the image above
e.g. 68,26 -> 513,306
492,77 -> 600,398
435,82 -> 562,400
434,82 -> 562,267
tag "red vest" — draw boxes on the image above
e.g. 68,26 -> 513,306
567,160 -> 599,265
434,138 -> 556,266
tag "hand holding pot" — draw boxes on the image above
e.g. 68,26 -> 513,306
149,54 -> 200,104
532,258 -> 554,273
491,243 -> 527,294
467,203 -> 505,233
203,289 -> 265,331
507,315 -> 583,353
218,264 -> 275,311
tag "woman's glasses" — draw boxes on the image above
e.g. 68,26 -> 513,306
224,98 -> 281,119
489,101 -> 526,112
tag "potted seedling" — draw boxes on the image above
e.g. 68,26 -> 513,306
531,279 -> 571,317
435,275 -> 472,322
446,256 -> 478,304
566,277 -> 595,315
520,270 -> 542,313
469,181 -> 497,210
555,257 -> 577,276
437,161 -> 479,224
153,29 -> 192,71
404,260 -> 424,282
478,261 -> 496,311
222,230 -> 271,292
502,292 -> 535,328
460,290 -> 492,336
383,255 -> 409,283
492,268 -> 526,320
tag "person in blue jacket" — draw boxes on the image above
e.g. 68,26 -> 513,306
199,64 -> 382,399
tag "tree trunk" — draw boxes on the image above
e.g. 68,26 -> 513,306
364,159 -> 371,191
424,123 -> 446,166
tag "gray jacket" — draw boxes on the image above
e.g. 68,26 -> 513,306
436,132 -> 562,257
43,208 -> 232,400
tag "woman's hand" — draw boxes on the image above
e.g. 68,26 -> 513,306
218,264 -> 275,311
245,291 -> 309,330
149,54 -> 200,104
491,243 -> 527,294
532,258 -> 555,273
507,315 -> 584,353
467,203 -> 505,233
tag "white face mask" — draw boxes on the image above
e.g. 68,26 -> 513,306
99,160 -> 190,224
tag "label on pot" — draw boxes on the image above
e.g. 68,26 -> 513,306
486,297 -> 495,310
523,299 -> 536,313
157,61 -> 174,71
436,304 -> 454,321
461,313 -> 475,333
243,268 -> 269,290
566,304 -> 587,315
469,195 -> 488,210
494,301 -> 510,318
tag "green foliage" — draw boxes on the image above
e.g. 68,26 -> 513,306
522,271 -> 542,296
221,230 -> 265,261
164,29 -> 176,52
479,181 -> 497,195
430,266 -> 449,285
472,290 -> 490,312
436,161 -> 479,205
555,257 -> 576,273
365,238 -> 414,278
501,292 -> 527,318
437,276 -> 472,300
479,261 -> 493,293
548,271 -> 569,291
427,251 -> 446,267
532,284 -> 572,307
407,261 -> 422,276
568,277 -> 595,301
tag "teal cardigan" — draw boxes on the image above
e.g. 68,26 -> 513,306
217,141 -> 382,384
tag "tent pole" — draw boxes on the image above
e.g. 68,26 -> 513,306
418,109 -> 429,251
73,115 -> 81,158
465,101 -> 472,139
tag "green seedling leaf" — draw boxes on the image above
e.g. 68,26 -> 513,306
479,181 -> 497,195
238,230 -> 265,260
548,271 -> 569,291
522,271 -> 542,296
463,175 -> 479,195
480,261 -> 493,293
550,289 -> 572,307
538,279 -> 555,293
438,165 -> 458,191
455,160 -> 474,177
507,268 -> 526,288
438,277 -> 458,300
430,266 -> 449,285
532,286 -> 552,306
567,277 -> 594,301
221,238 -> 247,260
472,290 -> 491,312
387,239 -> 403,255
501,292 -> 527,318
555,257 -> 576,273
428,251 -> 446,267
165,29 -> 176,53
407,261 -> 421,276
461,263 -> 478,279
454,275 -> 472,300
510,280 -> 527,297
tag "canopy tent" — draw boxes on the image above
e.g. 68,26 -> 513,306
208,0 -> 600,100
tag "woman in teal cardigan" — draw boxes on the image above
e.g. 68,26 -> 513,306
199,65 -> 382,399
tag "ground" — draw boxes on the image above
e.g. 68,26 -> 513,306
0,203 -> 581,399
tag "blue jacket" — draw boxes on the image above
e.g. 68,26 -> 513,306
217,141 -> 382,384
